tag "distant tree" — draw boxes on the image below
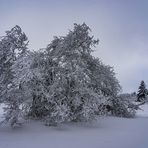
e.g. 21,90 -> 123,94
137,80 -> 148,102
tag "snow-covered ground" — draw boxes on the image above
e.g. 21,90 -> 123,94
136,103 -> 148,117
0,104 -> 148,148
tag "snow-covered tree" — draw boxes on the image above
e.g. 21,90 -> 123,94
0,25 -> 28,127
137,80 -> 148,102
41,23 -> 121,124
11,50 -> 46,118
44,23 -> 99,123
16,23 -> 121,125
108,96 -> 136,118
0,23 -> 123,127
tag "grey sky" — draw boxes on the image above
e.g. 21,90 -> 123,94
0,0 -> 148,93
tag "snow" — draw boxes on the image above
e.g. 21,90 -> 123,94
136,103 -> 148,117
0,104 -> 148,148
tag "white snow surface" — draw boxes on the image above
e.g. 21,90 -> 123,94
136,103 -> 148,117
0,104 -> 148,148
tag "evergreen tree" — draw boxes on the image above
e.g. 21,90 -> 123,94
137,80 -> 147,102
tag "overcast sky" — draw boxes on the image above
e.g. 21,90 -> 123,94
0,0 -> 148,93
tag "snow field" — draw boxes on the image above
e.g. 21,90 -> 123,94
0,104 -> 148,148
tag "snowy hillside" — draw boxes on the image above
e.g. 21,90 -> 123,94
0,104 -> 148,148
